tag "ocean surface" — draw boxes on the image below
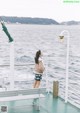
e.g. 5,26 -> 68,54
0,24 -> 80,106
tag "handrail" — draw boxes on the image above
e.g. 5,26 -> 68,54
0,64 -> 34,66
0,63 -> 80,108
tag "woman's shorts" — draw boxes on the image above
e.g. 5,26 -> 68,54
35,74 -> 42,81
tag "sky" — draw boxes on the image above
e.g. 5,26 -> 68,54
0,0 -> 80,22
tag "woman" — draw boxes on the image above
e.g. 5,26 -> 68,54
33,50 -> 45,88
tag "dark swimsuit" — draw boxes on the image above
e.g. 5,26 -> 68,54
35,74 -> 42,81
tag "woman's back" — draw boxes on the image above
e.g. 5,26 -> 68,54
35,59 -> 45,73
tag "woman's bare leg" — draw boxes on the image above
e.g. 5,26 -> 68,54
35,81 -> 40,88
33,80 -> 37,88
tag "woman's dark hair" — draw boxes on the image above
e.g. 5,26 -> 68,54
35,50 -> 41,64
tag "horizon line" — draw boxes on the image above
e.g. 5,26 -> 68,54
0,15 -> 80,23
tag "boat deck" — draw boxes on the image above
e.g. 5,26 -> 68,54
0,93 -> 80,113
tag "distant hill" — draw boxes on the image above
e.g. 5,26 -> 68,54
0,16 -> 59,25
60,20 -> 80,25
1,16 -> 80,25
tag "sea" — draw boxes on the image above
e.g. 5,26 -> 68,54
0,24 -> 80,106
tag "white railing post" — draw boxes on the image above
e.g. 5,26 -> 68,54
59,30 -> 70,103
45,57 -> 50,94
0,21 -> 14,90
10,41 -> 14,90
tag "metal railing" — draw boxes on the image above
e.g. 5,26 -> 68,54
0,64 -> 47,91
0,63 -> 80,109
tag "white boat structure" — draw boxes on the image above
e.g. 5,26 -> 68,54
0,22 -> 80,113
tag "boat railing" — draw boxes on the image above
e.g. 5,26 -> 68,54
0,64 -> 47,91
0,63 -> 80,109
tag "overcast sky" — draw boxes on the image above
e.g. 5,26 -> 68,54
0,0 -> 80,22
